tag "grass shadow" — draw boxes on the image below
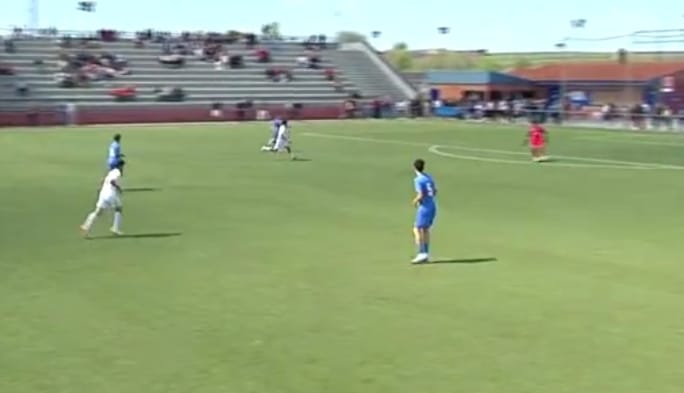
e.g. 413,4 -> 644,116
124,187 -> 162,192
426,257 -> 497,265
89,232 -> 182,240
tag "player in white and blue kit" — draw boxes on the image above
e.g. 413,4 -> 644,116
107,134 -> 124,170
411,158 -> 437,263
261,117 -> 282,151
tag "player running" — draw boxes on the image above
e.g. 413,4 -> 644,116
525,121 -> 548,162
411,158 -> 437,264
271,119 -> 295,159
107,134 -> 124,169
261,117 -> 282,151
81,160 -> 125,238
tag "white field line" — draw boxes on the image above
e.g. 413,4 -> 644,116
428,146 -> 660,170
301,132 -> 684,170
574,135 -> 684,147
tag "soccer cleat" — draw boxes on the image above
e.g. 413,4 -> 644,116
79,225 -> 89,238
411,253 -> 429,264
109,227 -> 123,236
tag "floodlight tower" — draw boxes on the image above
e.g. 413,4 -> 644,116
29,0 -> 39,32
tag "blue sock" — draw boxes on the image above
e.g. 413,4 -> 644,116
419,243 -> 427,253
424,243 -> 430,254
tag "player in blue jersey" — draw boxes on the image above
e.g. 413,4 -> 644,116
411,158 -> 437,264
107,134 -> 124,170
261,117 -> 282,151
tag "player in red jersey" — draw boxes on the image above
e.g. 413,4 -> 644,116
525,121 -> 548,162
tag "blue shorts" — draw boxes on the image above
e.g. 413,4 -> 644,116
415,206 -> 436,229
107,161 -> 118,170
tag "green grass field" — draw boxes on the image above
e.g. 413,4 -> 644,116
2,120 -> 684,393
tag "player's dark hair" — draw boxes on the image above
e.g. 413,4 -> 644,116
413,158 -> 425,172
117,160 -> 126,168
113,134 -> 121,141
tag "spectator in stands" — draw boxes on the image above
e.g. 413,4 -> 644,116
229,55 -> 244,69
245,33 -> 257,49
15,81 -> 29,97
255,48 -> 271,63
158,54 -> 185,68
155,86 -> 185,102
324,68 -> 335,81
296,55 -> 308,67
4,39 -> 16,53
215,51 -> 229,70
0,63 -> 15,75
55,72 -> 77,88
109,85 -> 137,102
307,51 -> 321,69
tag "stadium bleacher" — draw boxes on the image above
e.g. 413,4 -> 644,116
0,30 -> 414,107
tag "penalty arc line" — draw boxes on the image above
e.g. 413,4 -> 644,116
302,132 -> 684,170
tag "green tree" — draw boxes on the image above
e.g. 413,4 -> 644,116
386,49 -> 413,71
474,56 -> 504,71
512,57 -> 532,69
261,22 -> 281,39
336,31 -> 366,43
392,42 -> 408,51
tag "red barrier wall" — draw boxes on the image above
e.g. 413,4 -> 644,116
0,104 -> 345,127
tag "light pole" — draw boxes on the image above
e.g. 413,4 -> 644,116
370,30 -> 381,50
555,42 -> 567,121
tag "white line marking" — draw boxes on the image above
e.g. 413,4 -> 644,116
428,146 -> 658,170
575,135 -> 684,147
302,132 -> 684,170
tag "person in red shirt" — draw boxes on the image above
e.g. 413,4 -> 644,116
525,120 -> 549,162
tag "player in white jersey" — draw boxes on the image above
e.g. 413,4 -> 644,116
80,160 -> 125,238
271,119 -> 295,159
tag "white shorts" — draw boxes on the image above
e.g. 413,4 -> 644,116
273,137 -> 290,151
96,194 -> 122,210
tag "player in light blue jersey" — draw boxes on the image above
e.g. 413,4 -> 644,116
107,134 -> 124,170
411,158 -> 437,263
261,117 -> 282,151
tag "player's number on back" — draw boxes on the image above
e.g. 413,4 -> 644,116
426,182 -> 435,197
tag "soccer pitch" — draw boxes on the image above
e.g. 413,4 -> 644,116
1,120 -> 683,393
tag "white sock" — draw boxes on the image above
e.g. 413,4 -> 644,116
113,212 -> 122,231
83,212 -> 97,230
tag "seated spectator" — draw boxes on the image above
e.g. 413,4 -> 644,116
255,48 -> 271,63
215,52 -> 229,70
324,67 -> 335,81
15,81 -> 30,97
265,67 -> 293,82
308,52 -> 321,69
245,33 -> 257,49
265,67 -> 278,81
109,85 -> 137,102
4,39 -> 16,53
296,55 -> 308,67
158,54 -> 185,68
55,72 -> 77,88
0,63 -> 15,75
155,86 -> 185,102
229,55 -> 244,69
